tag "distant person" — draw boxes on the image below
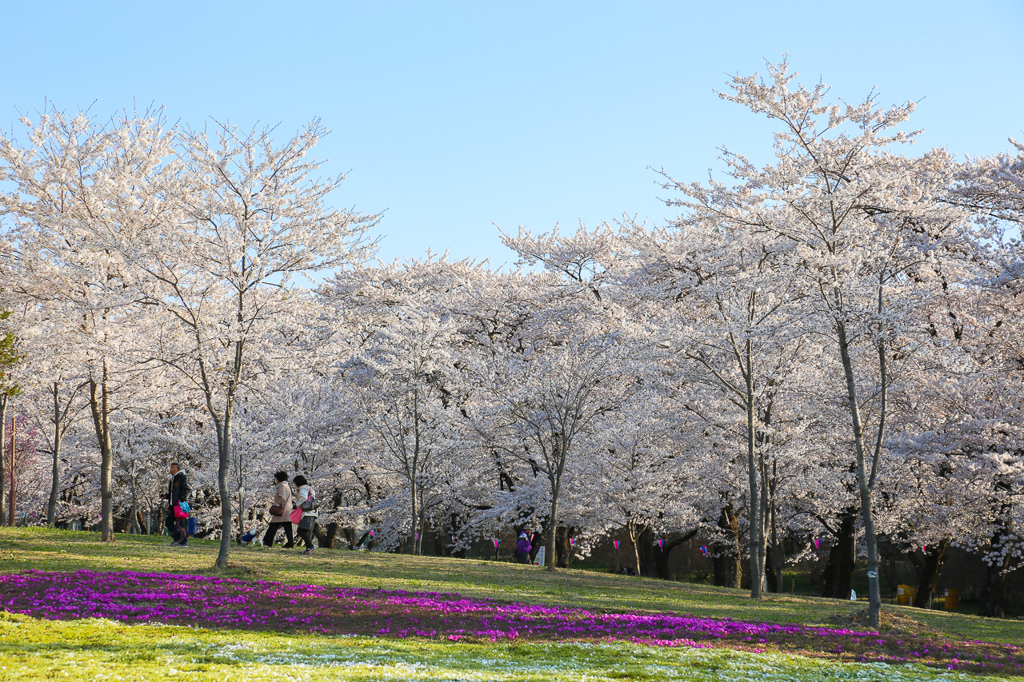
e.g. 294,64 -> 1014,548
293,474 -> 319,555
516,529 -> 532,564
262,472 -> 294,548
162,462 -> 189,547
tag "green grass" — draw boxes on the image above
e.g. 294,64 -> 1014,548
0,612 -> 1004,681
1,527 -> 1018,645
0,527 -> 1020,681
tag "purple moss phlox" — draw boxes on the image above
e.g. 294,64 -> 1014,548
0,569 -> 873,646
0,568 -> 1020,675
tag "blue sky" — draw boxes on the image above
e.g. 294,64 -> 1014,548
3,1 -> 1022,265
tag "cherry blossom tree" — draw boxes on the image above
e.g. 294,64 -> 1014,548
0,105 -> 170,540
658,58 -> 974,625
113,119 -> 378,566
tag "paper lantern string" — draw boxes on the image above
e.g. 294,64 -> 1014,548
569,537 -> 576,548
699,545 -> 708,556
493,539 -> 499,548
613,540 -> 620,552
813,538 -> 820,550
657,538 -> 665,551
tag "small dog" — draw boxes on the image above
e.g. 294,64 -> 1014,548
240,527 -> 265,547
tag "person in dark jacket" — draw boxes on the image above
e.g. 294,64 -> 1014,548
163,462 -> 189,546
516,529 -> 533,564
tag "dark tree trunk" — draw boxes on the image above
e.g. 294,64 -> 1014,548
712,502 -> 742,589
766,556 -> 780,592
637,526 -> 658,577
530,522 -> 548,564
821,508 -> 858,599
908,539 -> 950,608
555,526 -> 575,568
319,521 -> 339,549
768,484 -> 785,592
88,369 -> 115,543
655,530 -> 698,580
340,526 -> 356,549
0,395 -> 6,526
979,528 -> 1012,618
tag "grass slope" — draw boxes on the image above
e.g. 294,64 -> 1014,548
0,613 -> 1004,682
0,528 -> 1018,645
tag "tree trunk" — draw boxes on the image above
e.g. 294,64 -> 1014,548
909,539 -> 950,609
821,508 -> 858,599
655,530 -> 698,580
0,395 -> 6,526
979,521 -> 1012,617
637,526 -> 658,577
47,382 -> 62,527
235,490 -> 246,544
7,416 -> 15,526
744,338 -> 763,598
712,502 -> 742,589
545,473 -> 560,572
555,526 -> 573,568
408,389 -> 421,555
836,321 -> 882,627
768,469 -> 785,592
408,478 -> 419,555
628,520 -> 643,576
215,413 -> 233,567
316,521 -> 339,549
88,365 -> 115,543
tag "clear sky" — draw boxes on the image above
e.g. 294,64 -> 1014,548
3,1 -> 1022,266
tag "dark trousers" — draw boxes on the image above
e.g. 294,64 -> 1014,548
297,521 -> 318,548
165,512 -> 182,542
263,521 -> 293,547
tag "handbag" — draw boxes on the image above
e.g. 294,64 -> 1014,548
269,504 -> 284,516
173,503 -> 188,520
289,507 -> 303,524
300,491 -> 319,512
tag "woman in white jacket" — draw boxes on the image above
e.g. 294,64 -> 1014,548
292,475 -> 319,555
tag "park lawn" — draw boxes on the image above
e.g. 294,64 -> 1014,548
0,527 -> 1018,647
0,612 -> 1008,682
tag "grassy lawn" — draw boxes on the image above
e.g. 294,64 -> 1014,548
0,613 -> 1004,682
0,527 -> 1020,681
0,527 -> 1018,645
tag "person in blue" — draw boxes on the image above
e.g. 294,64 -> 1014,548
163,462 -> 189,547
516,528 -> 533,564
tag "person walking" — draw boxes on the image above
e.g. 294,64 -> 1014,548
262,472 -> 294,548
163,462 -> 189,547
293,475 -> 319,555
516,529 -> 533,564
